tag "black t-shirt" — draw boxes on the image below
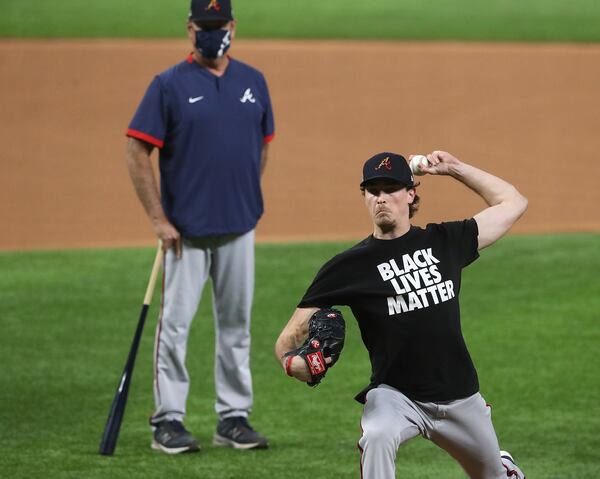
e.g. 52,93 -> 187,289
298,219 -> 480,403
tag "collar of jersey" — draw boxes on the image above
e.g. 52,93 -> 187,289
186,53 -> 235,79
369,225 -> 418,244
186,52 -> 234,65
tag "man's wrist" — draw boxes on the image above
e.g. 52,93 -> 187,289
284,355 -> 295,377
448,160 -> 468,179
151,214 -> 169,226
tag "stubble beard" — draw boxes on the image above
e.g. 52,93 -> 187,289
374,214 -> 396,234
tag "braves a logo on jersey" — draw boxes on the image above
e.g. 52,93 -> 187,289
375,157 -> 392,171
240,88 -> 256,103
205,0 -> 221,11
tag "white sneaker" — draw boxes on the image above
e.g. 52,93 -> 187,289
500,450 -> 526,479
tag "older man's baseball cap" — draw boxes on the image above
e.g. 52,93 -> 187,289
189,0 -> 234,22
360,152 -> 417,188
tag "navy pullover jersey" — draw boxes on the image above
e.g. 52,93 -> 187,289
127,55 -> 275,237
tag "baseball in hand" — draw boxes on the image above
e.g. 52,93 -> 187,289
409,155 -> 429,176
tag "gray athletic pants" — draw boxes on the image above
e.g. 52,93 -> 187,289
151,231 -> 255,424
358,385 -> 525,479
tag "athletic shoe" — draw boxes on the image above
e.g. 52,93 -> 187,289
500,450 -> 526,479
213,416 -> 269,450
151,420 -> 200,454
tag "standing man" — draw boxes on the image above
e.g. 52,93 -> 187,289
126,0 -> 274,454
276,151 -> 527,478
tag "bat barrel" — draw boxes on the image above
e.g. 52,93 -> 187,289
98,244 -> 163,456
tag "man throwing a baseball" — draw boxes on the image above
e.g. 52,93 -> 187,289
276,151 -> 527,478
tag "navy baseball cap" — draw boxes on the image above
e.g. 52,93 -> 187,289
360,152 -> 417,188
189,0 -> 234,21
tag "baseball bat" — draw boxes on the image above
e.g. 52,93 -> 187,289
98,242 -> 164,456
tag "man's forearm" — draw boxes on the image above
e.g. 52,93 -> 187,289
449,161 -> 523,208
126,138 -> 182,255
275,312 -> 309,361
275,307 -> 318,381
126,138 -> 168,225
421,151 -> 527,249
436,154 -> 527,249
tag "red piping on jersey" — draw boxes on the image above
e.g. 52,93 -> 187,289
126,129 -> 164,149
263,133 -> 275,144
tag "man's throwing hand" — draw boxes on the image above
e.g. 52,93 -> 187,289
418,150 -> 462,176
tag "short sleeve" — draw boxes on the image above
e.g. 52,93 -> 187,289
126,76 -> 168,149
260,75 -> 275,144
297,256 -> 352,308
438,219 -> 480,267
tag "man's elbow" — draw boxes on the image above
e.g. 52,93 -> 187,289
274,333 -> 286,359
514,190 -> 528,218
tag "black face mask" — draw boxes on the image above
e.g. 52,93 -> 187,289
195,29 -> 231,59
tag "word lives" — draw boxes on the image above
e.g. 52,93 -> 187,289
377,248 -> 455,316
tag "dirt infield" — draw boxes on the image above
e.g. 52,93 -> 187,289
1,40 -> 599,250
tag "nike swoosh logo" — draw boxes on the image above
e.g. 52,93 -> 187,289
188,96 -> 204,103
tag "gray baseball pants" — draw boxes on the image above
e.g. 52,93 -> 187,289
358,385 -> 525,479
151,230 -> 255,424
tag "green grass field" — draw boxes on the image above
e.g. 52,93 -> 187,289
1,234 -> 599,478
2,1 -> 598,477
2,0 -> 600,41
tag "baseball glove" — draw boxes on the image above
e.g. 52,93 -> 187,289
284,308 -> 346,387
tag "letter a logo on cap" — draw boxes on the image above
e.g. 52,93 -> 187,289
375,157 -> 392,171
206,0 -> 221,11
